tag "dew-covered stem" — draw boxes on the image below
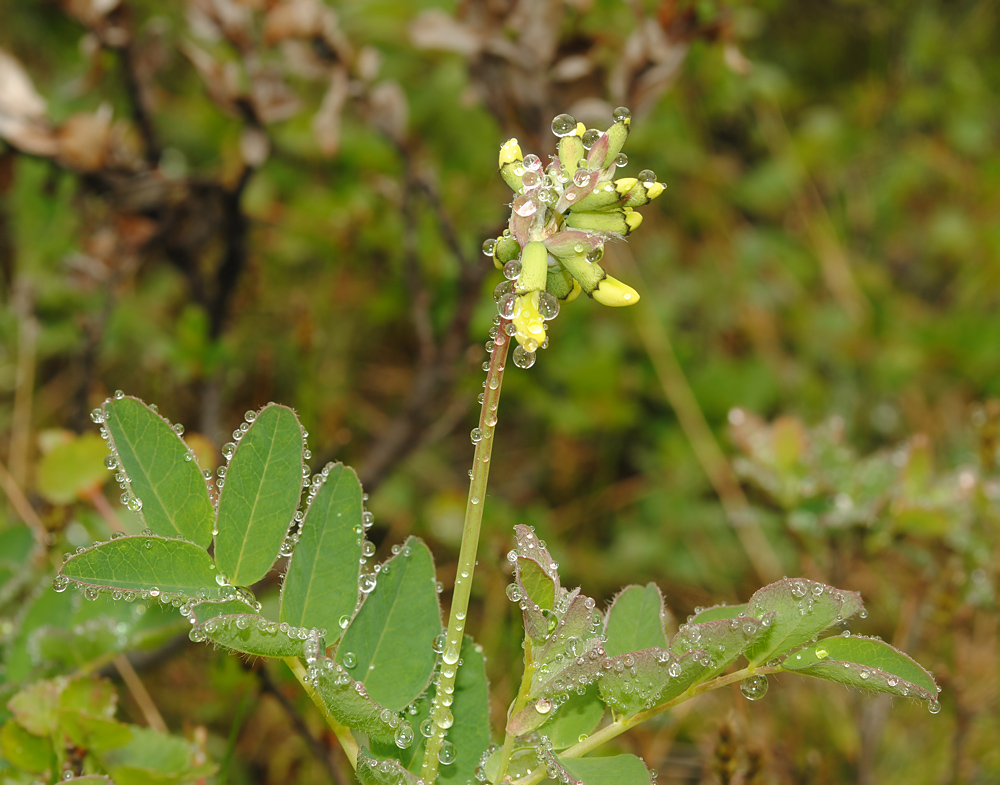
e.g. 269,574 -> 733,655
421,321 -> 512,781
284,657 -> 359,768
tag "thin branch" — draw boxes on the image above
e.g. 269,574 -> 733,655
0,457 -> 48,563
115,40 -> 161,167
114,653 -> 168,732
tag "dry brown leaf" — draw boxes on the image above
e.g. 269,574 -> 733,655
367,80 -> 408,144
410,9 -> 481,57
263,0 -> 324,44
312,65 -> 349,157
58,105 -> 114,171
249,66 -> 301,123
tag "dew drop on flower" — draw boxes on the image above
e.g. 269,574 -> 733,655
504,260 -> 521,280
522,169 -> 541,190
537,292 -> 559,321
482,238 -> 496,256
612,106 -> 632,123
513,194 -> 537,217
572,169 -> 590,187
551,113 -> 577,137
581,128 -> 601,149
522,153 -> 542,171
587,246 -> 604,263
614,153 -> 628,167
512,346 -> 536,369
638,168 -> 656,185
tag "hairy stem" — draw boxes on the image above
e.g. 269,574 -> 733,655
421,320 -> 512,781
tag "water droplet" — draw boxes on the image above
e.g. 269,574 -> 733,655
513,194 -> 537,217
114,390 -> 125,399
534,697 -> 552,714
612,106 -> 631,123
504,260 -> 522,280
420,718 -> 434,737
740,674 -> 768,701
497,292 -> 517,319
221,442 -> 236,460
470,428 -> 483,444
342,652 -> 357,669
84,586 -> 100,601
614,153 -> 628,167
551,113 -> 577,137
394,723 -> 414,749
523,153 -> 542,171
928,699 -> 942,715
362,541 -> 376,558
482,238 -> 496,256
512,346 -> 536,369
522,169 -> 541,190
52,575 -> 69,592
537,292 -> 559,321
90,408 -> 105,424
587,245 -> 604,263
359,573 -> 377,593
104,454 -> 118,470
638,169 -> 656,185
362,511 -> 374,529
172,423 -> 185,436
572,169 -> 590,187
127,495 -> 143,513
438,741 -> 457,765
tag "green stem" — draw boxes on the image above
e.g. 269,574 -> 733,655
421,321 -> 512,781
494,640 -> 537,781
284,657 -> 359,769
509,665 -> 784,785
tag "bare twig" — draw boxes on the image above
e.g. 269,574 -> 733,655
114,653 -> 168,733
0,457 -> 47,561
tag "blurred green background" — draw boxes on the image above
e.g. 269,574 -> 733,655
1,0 -> 997,783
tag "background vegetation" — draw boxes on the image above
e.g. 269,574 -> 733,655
1,0 -> 996,782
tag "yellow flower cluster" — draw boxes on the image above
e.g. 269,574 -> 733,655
484,108 -> 665,366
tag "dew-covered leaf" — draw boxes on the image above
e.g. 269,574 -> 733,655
671,615 -> 771,676
35,431 -> 109,505
280,462 -> 363,635
598,648 -> 709,717
518,557 -> 556,611
215,404 -> 305,586
102,396 -> 214,547
310,657 -> 397,743
604,584 -> 667,656
534,589 -> 601,670
554,753 -> 652,785
189,603 -> 323,659
511,525 -> 561,641
337,537 -> 440,710
689,603 -> 747,623
542,685 -> 605,750
781,634 -> 939,700
532,637 -> 607,699
744,578 -> 863,665
8,678 -> 61,735
59,535 -> 223,600
356,747 -> 425,785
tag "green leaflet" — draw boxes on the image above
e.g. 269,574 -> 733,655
337,537 -> 440,711
542,685 -> 605,750
35,432 -> 109,505
781,635 -> 939,700
604,584 -> 667,656
102,397 -> 214,548
555,754 -> 652,785
215,405 -> 305,586
0,720 -> 55,773
689,603 -> 748,623
190,600 -> 323,659
598,648 -> 708,717
100,726 -> 217,785
280,462 -> 363,634
59,535 -> 222,600
744,578 -> 863,665
310,657 -> 397,743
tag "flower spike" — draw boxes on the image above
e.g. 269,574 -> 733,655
484,107 -> 664,367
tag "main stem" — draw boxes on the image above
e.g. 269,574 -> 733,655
421,320 -> 512,781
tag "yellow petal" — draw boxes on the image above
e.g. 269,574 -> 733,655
591,275 -> 640,307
